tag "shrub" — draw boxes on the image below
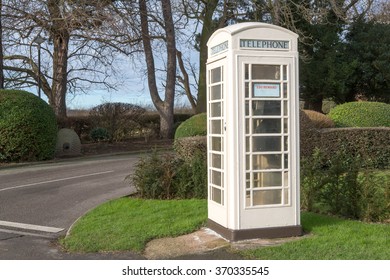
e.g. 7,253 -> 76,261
358,171 -> 390,223
173,152 -> 207,199
90,127 -> 110,142
302,110 -> 335,129
328,101 -> 390,127
300,109 -> 321,158
319,128 -> 390,169
301,148 -> 390,222
300,149 -> 328,212
129,150 -> 207,199
89,102 -> 146,142
174,136 -> 207,162
0,90 -> 57,162
174,113 -> 206,139
57,116 -> 93,142
319,149 -> 361,219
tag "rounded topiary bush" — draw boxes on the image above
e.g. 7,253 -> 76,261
174,113 -> 207,139
0,90 -> 57,162
328,101 -> 390,127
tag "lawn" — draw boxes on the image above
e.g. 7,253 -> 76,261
241,212 -> 390,260
61,198 -> 207,252
62,197 -> 389,259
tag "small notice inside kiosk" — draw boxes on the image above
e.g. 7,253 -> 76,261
206,22 -> 302,241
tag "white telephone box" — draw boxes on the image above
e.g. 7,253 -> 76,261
206,22 -> 302,241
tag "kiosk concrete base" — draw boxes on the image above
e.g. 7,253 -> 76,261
207,219 -> 303,242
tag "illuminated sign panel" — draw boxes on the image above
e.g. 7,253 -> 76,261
253,83 -> 280,97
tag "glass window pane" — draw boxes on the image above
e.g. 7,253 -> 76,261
245,118 -> 250,134
252,65 -> 280,80
246,191 -> 251,207
253,119 -> 281,134
253,190 -> 282,205
253,154 -> 282,170
211,67 -> 221,83
210,102 -> 221,117
283,83 -> 288,98
245,82 -> 249,98
284,171 -> 289,187
245,64 -> 249,80
210,120 -> 221,134
246,173 -> 250,188
210,84 -> 221,100
284,101 -> 288,116
284,188 -> 289,204
253,172 -> 282,188
245,101 -> 250,116
252,101 -> 281,116
212,187 -> 222,204
283,65 -> 287,81
246,136 -> 250,152
284,136 -> 288,151
211,170 -> 222,186
210,137 -> 222,151
284,118 -> 288,133
211,153 -> 222,169
284,154 -> 288,169
253,136 -> 281,152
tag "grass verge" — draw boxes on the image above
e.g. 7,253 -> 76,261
241,212 -> 390,260
62,198 -> 389,259
61,198 -> 207,253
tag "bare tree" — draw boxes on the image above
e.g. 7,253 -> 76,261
139,0 -> 177,138
176,49 -> 197,112
2,0 -> 116,118
181,0 -> 254,113
0,0 -> 4,89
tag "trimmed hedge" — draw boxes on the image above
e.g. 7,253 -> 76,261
0,90 -> 57,162
319,127 -> 390,169
300,109 -> 321,158
174,136 -> 207,162
174,113 -> 206,139
328,101 -> 390,127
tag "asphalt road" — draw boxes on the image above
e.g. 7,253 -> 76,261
0,153 -> 144,259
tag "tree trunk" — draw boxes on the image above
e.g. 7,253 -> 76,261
50,32 -> 69,118
139,0 -> 176,139
47,0 -> 69,118
196,0 -> 219,114
0,1 -> 4,89
161,0 -> 176,139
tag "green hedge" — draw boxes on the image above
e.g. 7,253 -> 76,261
174,136 -> 207,162
328,101 -> 390,127
174,113 -> 207,139
300,110 -> 321,158
0,90 -> 57,162
301,149 -> 390,222
319,127 -> 390,169
130,150 -> 207,199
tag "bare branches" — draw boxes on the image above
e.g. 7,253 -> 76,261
176,49 -> 196,112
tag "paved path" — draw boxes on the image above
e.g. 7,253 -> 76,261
0,154 -> 144,259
